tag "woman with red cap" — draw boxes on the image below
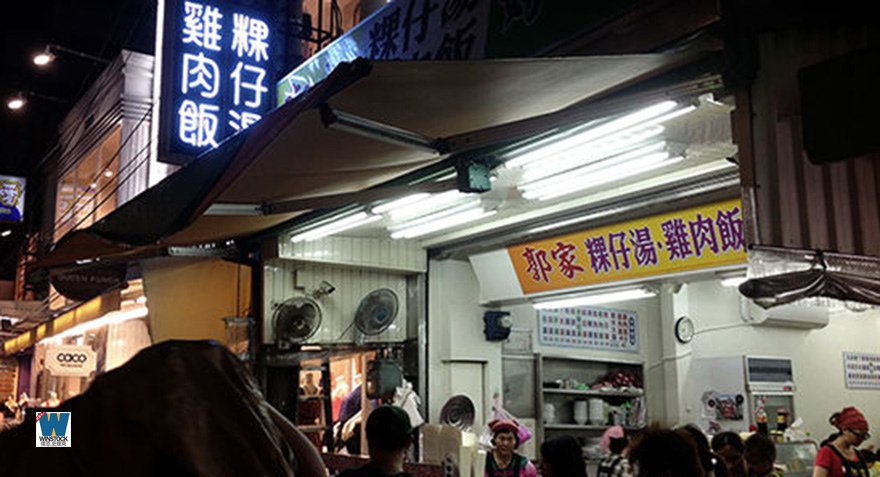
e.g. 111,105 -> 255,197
485,419 -> 537,477
814,407 -> 872,477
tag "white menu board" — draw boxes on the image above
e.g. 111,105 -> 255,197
844,352 -> 880,389
538,306 -> 638,353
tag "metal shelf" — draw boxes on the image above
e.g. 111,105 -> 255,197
545,423 -> 645,431
543,388 -> 644,398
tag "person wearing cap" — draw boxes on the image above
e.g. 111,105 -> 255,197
338,405 -> 414,477
597,425 -> 632,477
485,419 -> 537,477
814,406 -> 872,477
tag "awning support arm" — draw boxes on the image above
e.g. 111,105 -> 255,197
320,103 -> 445,154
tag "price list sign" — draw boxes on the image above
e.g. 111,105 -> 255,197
539,306 -> 638,353
844,352 -> 880,389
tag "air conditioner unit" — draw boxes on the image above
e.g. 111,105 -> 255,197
740,299 -> 829,329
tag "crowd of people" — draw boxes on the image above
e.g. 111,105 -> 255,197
332,404 -> 874,477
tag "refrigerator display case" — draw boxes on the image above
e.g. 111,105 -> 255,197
690,355 -> 796,432
775,441 -> 818,477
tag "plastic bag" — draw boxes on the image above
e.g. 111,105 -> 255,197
479,395 -> 533,449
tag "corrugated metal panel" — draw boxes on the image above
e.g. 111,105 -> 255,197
279,236 -> 427,273
263,259 -> 408,345
739,28 -> 880,258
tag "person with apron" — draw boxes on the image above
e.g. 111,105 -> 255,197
814,407 -> 871,477
485,419 -> 537,477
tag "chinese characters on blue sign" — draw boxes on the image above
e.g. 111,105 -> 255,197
277,0 -> 490,103
160,0 -> 273,163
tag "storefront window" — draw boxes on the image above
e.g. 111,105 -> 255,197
54,127 -> 122,242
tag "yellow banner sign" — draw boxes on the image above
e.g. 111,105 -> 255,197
508,199 -> 747,294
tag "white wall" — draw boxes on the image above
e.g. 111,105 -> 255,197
431,257 -> 880,448
502,297 -> 666,423
676,279 -> 880,447
263,259 -> 409,344
428,258 -> 667,426
427,259 -> 503,427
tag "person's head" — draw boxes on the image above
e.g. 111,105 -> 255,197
830,406 -> 870,446
489,419 -> 520,456
679,424 -> 714,474
601,425 -> 629,455
541,434 -> 587,477
628,425 -> 705,477
365,405 -> 413,458
712,432 -> 746,477
744,433 -> 776,477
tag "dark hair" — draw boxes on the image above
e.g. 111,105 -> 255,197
366,405 -> 413,452
711,432 -> 745,454
744,433 -> 776,464
629,425 -> 705,477
541,435 -> 588,477
610,436 -> 629,455
679,425 -> 714,475
492,428 -> 520,448
820,432 -> 842,447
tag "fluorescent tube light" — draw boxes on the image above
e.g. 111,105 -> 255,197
371,193 -> 430,214
521,141 -> 667,187
41,306 -> 149,344
721,276 -> 747,287
523,155 -> 684,201
290,212 -> 382,242
519,129 -> 666,182
384,190 -> 466,219
505,101 -> 679,168
391,209 -> 496,239
388,200 -> 482,233
533,288 -> 656,310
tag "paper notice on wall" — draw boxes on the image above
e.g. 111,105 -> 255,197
844,352 -> 880,389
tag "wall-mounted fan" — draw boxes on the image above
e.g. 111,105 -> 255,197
353,288 -> 399,340
273,296 -> 322,350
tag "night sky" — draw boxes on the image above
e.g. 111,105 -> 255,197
0,1 -> 155,279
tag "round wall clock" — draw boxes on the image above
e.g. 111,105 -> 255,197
675,316 -> 695,343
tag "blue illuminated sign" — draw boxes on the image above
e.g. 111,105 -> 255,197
159,0 -> 273,163
0,175 -> 26,223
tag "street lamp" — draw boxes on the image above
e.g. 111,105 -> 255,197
32,47 -> 55,66
6,93 -> 26,111
31,43 -> 110,68
5,90 -> 67,111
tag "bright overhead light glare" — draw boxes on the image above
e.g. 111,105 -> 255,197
6,95 -> 25,111
32,50 -> 55,66
533,288 -> 656,310
103,170 -> 114,178
524,154 -> 684,201
519,128 -> 666,182
391,209 -> 496,239
505,101 -> 679,168
720,275 -> 748,287
521,141 -> 668,187
718,270 -> 748,288
387,199 -> 482,233
371,193 -> 430,214
290,212 -> 381,242
40,306 -> 149,344
385,190 -> 467,219
0,230 -> 11,237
